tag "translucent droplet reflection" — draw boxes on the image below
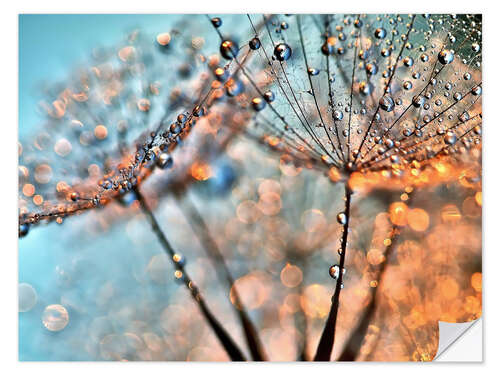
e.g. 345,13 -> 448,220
19,283 -> 37,312
42,304 -> 69,331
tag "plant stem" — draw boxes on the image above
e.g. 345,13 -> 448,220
134,187 -> 246,361
178,195 -> 267,361
314,183 -> 352,361
338,192 -> 413,360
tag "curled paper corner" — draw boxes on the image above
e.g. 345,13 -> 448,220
434,317 -> 482,361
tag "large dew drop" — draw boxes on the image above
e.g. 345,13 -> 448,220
337,212 -> 347,225
274,43 -> 292,61
379,94 -> 395,112
438,49 -> 454,65
220,40 -> 239,60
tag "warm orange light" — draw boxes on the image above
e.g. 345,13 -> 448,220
475,191 -> 482,206
280,264 -> 303,288
94,125 -> 108,140
22,183 -> 35,197
441,204 -> 461,223
156,32 -> 171,46
389,202 -> 408,226
407,208 -> 430,232
440,277 -> 459,299
190,162 -> 212,181
471,272 -> 482,292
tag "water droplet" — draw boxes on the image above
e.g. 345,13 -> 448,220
252,97 -> 266,111
359,81 -> 372,96
329,265 -> 340,279
226,79 -> 244,97
193,105 -> 205,117
42,304 -> 69,332
308,67 -> 320,76
403,56 -> 414,67
220,40 -> 239,60
19,223 -> 29,238
365,63 -> 378,76
381,47 -> 392,57
211,17 -> 222,28
445,131 -> 457,145
170,122 -> 181,134
379,94 -> 395,112
321,41 -> 334,56
214,67 -> 228,82
249,37 -> 261,50
403,81 -> 413,90
337,212 -> 347,225
264,90 -> 275,103
157,153 -> 173,169
19,283 -> 37,312
172,253 -> 185,266
274,43 -> 292,61
438,49 -> 454,65
459,111 -> 470,123
412,95 -> 425,108
374,27 -> 387,39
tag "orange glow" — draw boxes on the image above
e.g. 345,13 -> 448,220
280,264 -> 303,288
441,204 -> 461,223
407,208 -> 430,232
156,33 -> 171,46
56,181 -> 69,193
48,99 -> 66,118
33,195 -> 44,206
328,167 -> 341,182
475,191 -> 482,206
440,277 -> 459,300
301,284 -> 330,318
22,184 -> 35,197
389,202 -> 408,226
230,272 -> 271,310
94,125 -> 108,140
367,249 -> 385,265
471,272 -> 482,292
190,162 -> 212,181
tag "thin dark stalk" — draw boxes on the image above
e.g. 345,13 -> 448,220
133,187 -> 246,361
296,281 -> 309,361
178,195 -> 267,361
314,183 -> 352,361
339,222 -> 401,358
338,191 -> 415,360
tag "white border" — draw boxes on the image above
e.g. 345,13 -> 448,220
3,1 -> 498,373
